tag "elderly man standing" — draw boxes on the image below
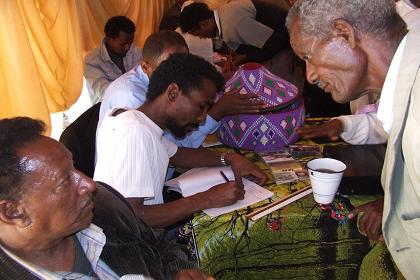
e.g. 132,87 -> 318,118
286,0 -> 420,278
0,117 -> 207,279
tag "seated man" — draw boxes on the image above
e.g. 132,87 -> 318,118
84,16 -> 142,104
94,53 -> 267,228
0,117 -> 205,279
179,1 -> 290,67
99,30 -> 266,178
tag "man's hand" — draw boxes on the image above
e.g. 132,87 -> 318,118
209,88 -> 267,121
175,269 -> 209,280
348,198 -> 384,241
226,153 -> 267,187
205,181 -> 246,208
296,119 -> 343,141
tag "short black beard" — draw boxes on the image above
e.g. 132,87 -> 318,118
165,118 -> 199,139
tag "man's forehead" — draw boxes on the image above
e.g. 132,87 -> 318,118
18,137 -> 71,168
117,31 -> 134,41
289,20 -> 319,57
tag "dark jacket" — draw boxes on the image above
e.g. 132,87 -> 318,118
0,182 -> 196,279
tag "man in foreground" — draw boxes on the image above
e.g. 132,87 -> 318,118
94,53 -> 267,228
0,117 -> 206,279
286,0 -> 420,277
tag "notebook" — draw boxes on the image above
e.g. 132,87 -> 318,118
165,166 -> 273,217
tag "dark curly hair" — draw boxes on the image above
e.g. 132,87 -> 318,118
0,117 -> 45,200
179,2 -> 213,33
104,16 -> 136,38
146,53 -> 224,101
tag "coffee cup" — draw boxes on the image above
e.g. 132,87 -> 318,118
306,158 -> 346,204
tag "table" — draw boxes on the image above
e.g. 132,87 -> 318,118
190,137 -> 397,279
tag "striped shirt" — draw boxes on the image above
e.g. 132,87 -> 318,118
0,224 -> 149,280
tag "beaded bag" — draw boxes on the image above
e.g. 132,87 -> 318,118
218,63 -> 305,151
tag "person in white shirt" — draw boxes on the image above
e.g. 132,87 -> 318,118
179,1 -> 290,67
99,30 -> 266,178
95,53 -> 267,228
84,16 -> 142,104
287,0 -> 420,278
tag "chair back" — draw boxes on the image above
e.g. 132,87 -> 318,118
59,103 -> 101,178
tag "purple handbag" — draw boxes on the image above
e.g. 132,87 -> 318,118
218,63 -> 305,151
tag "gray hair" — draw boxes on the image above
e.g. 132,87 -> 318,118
286,0 -> 404,41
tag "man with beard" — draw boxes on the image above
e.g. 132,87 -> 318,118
286,0 -> 420,277
94,53 -> 267,228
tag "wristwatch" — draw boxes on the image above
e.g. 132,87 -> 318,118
220,152 -> 232,166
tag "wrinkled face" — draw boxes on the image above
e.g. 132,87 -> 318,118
190,18 -> 217,38
167,78 -> 216,138
289,18 -> 368,103
17,137 -> 97,241
106,31 -> 135,56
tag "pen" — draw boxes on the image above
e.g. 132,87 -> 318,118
220,171 -> 230,182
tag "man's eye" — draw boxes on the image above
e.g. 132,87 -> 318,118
55,177 -> 70,193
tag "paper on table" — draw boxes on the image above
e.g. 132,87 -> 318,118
165,166 -> 273,217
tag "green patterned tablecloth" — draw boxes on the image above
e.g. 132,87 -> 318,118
192,137 -> 396,279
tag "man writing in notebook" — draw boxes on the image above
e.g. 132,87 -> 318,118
94,53 -> 267,228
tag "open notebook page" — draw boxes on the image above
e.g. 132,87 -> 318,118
165,166 -> 273,217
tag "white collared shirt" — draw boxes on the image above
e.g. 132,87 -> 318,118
377,35 -> 408,133
94,110 -> 178,205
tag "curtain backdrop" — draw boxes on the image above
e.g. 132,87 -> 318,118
0,0 -> 173,134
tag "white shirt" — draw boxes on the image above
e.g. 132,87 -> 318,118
175,27 -> 214,64
215,0 -> 273,51
99,65 -> 149,128
377,35 -> 408,133
94,110 -> 178,205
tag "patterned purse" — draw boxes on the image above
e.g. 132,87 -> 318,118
218,63 -> 305,151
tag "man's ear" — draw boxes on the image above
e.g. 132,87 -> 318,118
166,83 -> 181,102
332,19 -> 357,48
140,61 -> 153,77
0,200 -> 30,227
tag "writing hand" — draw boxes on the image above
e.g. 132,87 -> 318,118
205,181 -> 245,208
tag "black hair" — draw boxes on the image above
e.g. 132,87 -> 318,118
179,3 -> 213,33
104,16 -> 136,38
146,53 -> 224,101
143,30 -> 189,64
0,117 -> 45,200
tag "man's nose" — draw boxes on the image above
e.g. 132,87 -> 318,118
305,61 -> 319,85
76,171 -> 97,195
